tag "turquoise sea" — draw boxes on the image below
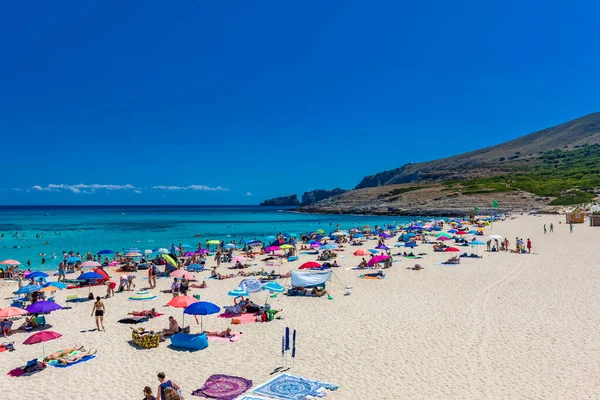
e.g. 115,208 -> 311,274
0,206 -> 426,272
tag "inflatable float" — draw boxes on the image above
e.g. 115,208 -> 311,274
170,333 -> 208,351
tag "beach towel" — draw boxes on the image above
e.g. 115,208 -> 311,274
359,275 -> 385,280
207,334 -> 241,343
118,317 -> 148,324
47,354 -> 96,368
252,374 -> 338,400
192,374 -> 253,400
236,396 -> 270,400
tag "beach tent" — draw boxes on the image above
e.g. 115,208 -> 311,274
290,271 -> 332,288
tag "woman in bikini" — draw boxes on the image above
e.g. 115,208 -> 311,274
91,296 -> 106,331
43,345 -> 84,362
203,327 -> 233,338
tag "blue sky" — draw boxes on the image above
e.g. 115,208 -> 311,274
1,0 -> 599,205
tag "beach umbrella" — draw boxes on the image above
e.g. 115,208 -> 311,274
167,296 -> 198,308
187,264 -> 204,272
0,307 -> 28,318
456,230 -> 468,235
367,255 -> 389,266
228,289 -> 249,297
97,250 -> 115,255
156,248 -> 169,254
368,249 -> 379,254
375,244 -> 389,250
162,254 -> 178,268
77,272 -> 105,281
224,243 -> 237,249
435,232 -> 452,238
26,271 -> 49,279
447,229 -> 458,234
379,233 -> 391,238
38,285 -> 62,293
299,261 -> 321,270
437,236 -> 451,241
489,234 -> 503,240
1,259 -> 20,265
23,330 -> 62,358
394,243 -> 405,247
331,232 -> 345,237
128,291 -> 157,301
353,248 -> 370,256
471,240 -> 486,246
170,270 -> 195,280
15,285 -> 42,295
206,240 -> 221,245
125,252 -> 142,257
265,246 -> 281,253
280,244 -> 295,250
444,247 -> 461,252
405,242 -> 418,248
468,230 -> 478,234
43,282 -> 67,290
81,261 -> 101,268
320,244 -> 337,250
167,295 -> 199,325
184,301 -> 220,331
26,301 -> 62,314
66,257 -> 82,264
309,243 -> 322,249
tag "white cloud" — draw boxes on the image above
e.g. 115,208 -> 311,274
244,192 -> 252,196
151,185 -> 228,192
30,184 -> 137,193
15,183 -> 228,195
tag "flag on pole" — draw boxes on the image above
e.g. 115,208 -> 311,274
492,200 -> 499,208
474,206 -> 479,213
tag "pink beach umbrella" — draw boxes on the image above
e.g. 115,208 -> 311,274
23,330 -> 62,357
1,259 -> 21,265
81,261 -> 101,268
367,255 -> 389,266
0,307 -> 28,319
170,270 -> 195,280
265,246 -> 281,253
437,236 -> 451,241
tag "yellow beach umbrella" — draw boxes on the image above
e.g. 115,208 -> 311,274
162,254 -> 177,268
280,244 -> 294,250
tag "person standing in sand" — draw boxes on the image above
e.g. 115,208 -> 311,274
550,223 -> 554,233
91,296 -> 105,331
156,372 -> 181,400
570,223 -> 573,233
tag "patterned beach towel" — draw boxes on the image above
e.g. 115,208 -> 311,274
252,374 -> 338,400
192,374 -> 253,400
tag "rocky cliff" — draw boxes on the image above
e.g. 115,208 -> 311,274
259,194 -> 300,207
301,188 -> 347,206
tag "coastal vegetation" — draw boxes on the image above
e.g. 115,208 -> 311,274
444,144 -> 600,205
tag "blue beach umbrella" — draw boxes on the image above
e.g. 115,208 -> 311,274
184,301 -> 220,331
468,230 -> 478,234
43,282 -> 67,290
368,249 -> 380,254
97,250 -> 115,255
77,272 -> 104,281
471,240 -> 486,246
320,244 -> 338,250
16,285 -> 42,295
27,271 -> 49,279
394,243 -> 405,247
405,242 -> 418,248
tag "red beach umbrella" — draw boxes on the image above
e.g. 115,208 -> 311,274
167,295 -> 198,308
353,248 -> 370,256
444,247 -> 461,252
23,330 -> 62,357
299,261 -> 321,270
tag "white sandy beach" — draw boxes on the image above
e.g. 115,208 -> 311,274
1,214 -> 599,399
